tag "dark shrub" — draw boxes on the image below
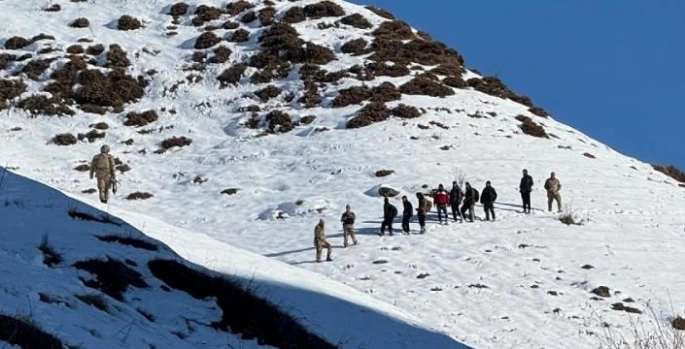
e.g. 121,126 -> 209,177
221,188 -> 239,195
70,17 -> 90,28
223,20 -> 240,29
192,5 -> 222,26
365,5 -> 394,19
106,44 -> 131,67
303,43 -> 335,64
0,79 -> 27,101
44,4 -> 61,12
303,1 -> 345,19
583,152 -> 596,159
282,6 -> 306,23
52,133 -> 78,146
258,7 -> 276,26
159,136 -> 192,151
18,95 -> 74,116
78,129 -> 105,143
73,257 -> 148,300
515,115 -> 548,138
672,317 -> 685,331
72,69 -> 146,108
529,106 -> 548,117
338,13 -> 372,29
32,33 -> 55,42
240,11 -> 257,24
217,63 -> 247,87
228,28 -> 250,42
96,235 -> 158,251
0,54 -> 16,70
373,21 -> 415,40
392,104 -> 421,119
124,110 -> 159,127
117,15 -> 143,30
298,87 -> 321,108
400,76 -> 454,97
4,36 -> 31,49
443,76 -> 467,88
22,58 -> 56,80
126,192 -> 154,200
369,82 -> 401,103
340,38 -> 367,55
431,63 -> 464,77
255,85 -> 282,102
375,170 -> 394,177
363,61 -> 410,78
169,2 -> 189,16
346,102 -> 390,129
91,122 -> 109,130
227,0 -> 255,16
468,76 -> 535,107
195,32 -> 221,49
266,110 -> 294,133
332,86 -> 370,107
653,164 -> 685,183
208,46 -> 232,64
66,45 -> 84,54
74,164 -> 90,172
300,115 -> 316,124
86,44 -> 105,55
0,315 -> 64,349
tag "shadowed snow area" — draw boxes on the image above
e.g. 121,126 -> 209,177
1,0 -> 685,348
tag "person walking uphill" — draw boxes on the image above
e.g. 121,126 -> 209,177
380,198 -> 398,236
480,181 -> 498,221
90,144 -> 116,204
340,204 -> 358,247
416,193 -> 431,234
401,196 -> 413,234
450,181 -> 464,222
314,219 -> 332,262
519,169 -> 534,214
544,172 -> 563,213
434,184 -> 450,224
460,182 -> 479,222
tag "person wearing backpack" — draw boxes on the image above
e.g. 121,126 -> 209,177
380,197 -> 397,236
460,182 -> 479,222
450,181 -> 464,222
401,196 -> 413,234
340,204 -> 358,247
434,184 -> 450,224
480,181 -> 498,221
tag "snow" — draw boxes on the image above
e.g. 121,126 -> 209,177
2,0 -> 685,348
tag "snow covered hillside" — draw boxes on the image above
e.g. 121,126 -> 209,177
1,0 -> 685,348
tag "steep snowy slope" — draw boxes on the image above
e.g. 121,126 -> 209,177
0,167 -> 466,349
1,0 -> 685,348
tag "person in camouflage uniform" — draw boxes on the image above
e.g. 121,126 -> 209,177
314,219 -> 332,262
90,145 -> 116,204
544,171 -> 562,213
340,204 -> 358,247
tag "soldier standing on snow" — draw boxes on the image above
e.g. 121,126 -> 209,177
401,195 -> 413,234
380,197 -> 398,236
90,144 -> 116,204
415,193 -> 430,234
340,204 -> 358,247
480,181 -> 498,221
519,169 -> 534,214
434,184 -> 450,224
544,171 -> 563,213
460,182 -> 479,222
314,219 -> 332,262
450,181 -> 464,222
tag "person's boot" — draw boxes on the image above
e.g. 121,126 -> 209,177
326,255 -> 333,262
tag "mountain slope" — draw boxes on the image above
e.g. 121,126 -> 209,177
2,0 -> 685,348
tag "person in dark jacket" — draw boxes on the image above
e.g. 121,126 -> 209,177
380,197 -> 398,236
401,196 -> 413,234
434,183 -> 450,224
450,181 -> 463,222
519,169 -> 534,214
460,182 -> 479,222
340,204 -> 358,247
480,181 -> 498,221
415,192 -> 429,234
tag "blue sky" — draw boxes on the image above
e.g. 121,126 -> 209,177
351,0 -> 685,169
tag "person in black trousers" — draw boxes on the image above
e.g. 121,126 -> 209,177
460,183 -> 478,222
519,169 -> 534,214
401,195 -> 413,234
380,197 -> 397,236
480,181 -> 498,221
450,181 -> 463,222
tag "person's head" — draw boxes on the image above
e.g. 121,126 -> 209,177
416,192 -> 423,199
345,204 -> 351,212
100,144 -> 110,154
402,195 -> 407,201
551,171 -> 556,178
465,182 -> 471,188
452,181 -> 457,187
438,183 -> 444,190
523,169 -> 528,175
318,218 -> 324,226
486,181 -> 491,187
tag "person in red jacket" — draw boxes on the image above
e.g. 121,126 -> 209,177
434,183 -> 450,224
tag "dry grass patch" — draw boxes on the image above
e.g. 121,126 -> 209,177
195,32 -> 221,49
338,13 -> 372,29
341,38 -> 367,55
400,76 -> 454,97
124,110 -> 158,127
217,63 -> 247,86
169,2 -> 189,16
4,36 -> 31,49
192,5 -> 223,26
126,192 -> 154,200
392,104 -> 421,119
515,115 -> 548,138
157,136 -> 192,153
332,85 -> 370,107
346,102 -> 390,129
227,0 -> 255,16
365,5 -> 394,19
282,6 -> 306,23
106,44 -> 131,67
18,95 -> 74,116
303,1 -> 345,19
258,7 -> 276,26
653,164 -> 685,183
70,17 -> 90,28
266,110 -> 294,133
228,28 -> 250,42
22,58 -> 56,80
117,15 -> 143,30
369,82 -> 401,103
51,133 -> 78,146
255,85 -> 282,102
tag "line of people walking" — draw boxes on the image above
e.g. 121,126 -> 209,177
313,170 -> 563,262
